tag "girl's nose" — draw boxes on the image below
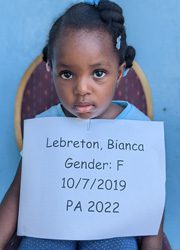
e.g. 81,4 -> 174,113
74,77 -> 91,96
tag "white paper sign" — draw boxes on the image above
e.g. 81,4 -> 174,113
17,117 -> 166,240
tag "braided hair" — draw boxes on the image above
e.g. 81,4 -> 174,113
43,0 -> 135,69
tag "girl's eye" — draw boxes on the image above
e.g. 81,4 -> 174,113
59,71 -> 73,79
93,70 -> 106,79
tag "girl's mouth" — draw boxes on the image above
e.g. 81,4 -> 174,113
74,103 -> 94,114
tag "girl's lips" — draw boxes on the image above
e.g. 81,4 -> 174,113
74,104 -> 94,113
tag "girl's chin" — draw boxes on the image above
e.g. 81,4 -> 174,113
75,113 -> 95,119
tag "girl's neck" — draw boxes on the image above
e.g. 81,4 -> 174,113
97,103 -> 124,119
61,105 -> 75,118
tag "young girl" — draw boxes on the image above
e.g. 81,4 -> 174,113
0,1 -> 163,249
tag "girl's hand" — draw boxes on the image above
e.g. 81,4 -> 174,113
0,160 -> 21,249
140,217 -> 164,250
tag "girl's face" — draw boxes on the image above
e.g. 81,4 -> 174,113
51,29 -> 124,119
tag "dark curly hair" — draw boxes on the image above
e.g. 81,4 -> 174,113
43,0 -> 136,69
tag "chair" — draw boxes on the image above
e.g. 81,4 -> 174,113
5,55 -> 171,249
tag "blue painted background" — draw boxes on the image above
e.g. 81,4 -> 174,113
0,0 -> 180,249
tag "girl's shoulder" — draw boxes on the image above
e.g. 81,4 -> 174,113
114,100 -> 150,121
35,104 -> 64,118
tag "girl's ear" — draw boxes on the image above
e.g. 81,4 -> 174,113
117,62 -> 126,80
46,61 -> 51,72
117,63 -> 126,86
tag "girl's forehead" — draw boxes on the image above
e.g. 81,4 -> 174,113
53,29 -> 117,62
59,28 -> 112,43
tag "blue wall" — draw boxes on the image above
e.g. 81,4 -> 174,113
0,0 -> 180,249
